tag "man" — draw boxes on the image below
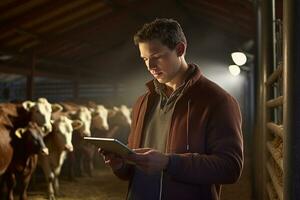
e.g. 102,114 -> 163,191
102,18 -> 243,200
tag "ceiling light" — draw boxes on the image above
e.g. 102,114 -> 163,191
231,52 -> 247,66
229,65 -> 241,76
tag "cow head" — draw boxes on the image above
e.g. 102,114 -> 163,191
22,98 -> 63,136
108,105 -> 132,127
15,122 -> 49,155
90,105 -> 109,131
52,116 -> 83,152
70,107 -> 92,137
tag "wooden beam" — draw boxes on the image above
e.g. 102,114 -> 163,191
0,46 -> 91,75
26,52 -> 36,100
0,62 -> 112,84
0,0 -> 46,22
0,0 -> 94,40
18,8 -> 113,53
177,0 -> 254,38
5,1 -> 108,47
24,0 -> 153,53
184,0 -> 255,32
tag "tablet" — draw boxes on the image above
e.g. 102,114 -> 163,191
83,137 -> 134,157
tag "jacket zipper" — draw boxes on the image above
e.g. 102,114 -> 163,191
186,99 -> 191,151
159,99 -> 191,200
159,171 -> 164,200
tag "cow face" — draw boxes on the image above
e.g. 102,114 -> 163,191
108,105 -> 132,127
15,122 -> 49,155
74,107 -> 92,137
52,116 -> 83,152
22,98 -> 63,136
90,105 -> 109,131
119,105 -> 132,125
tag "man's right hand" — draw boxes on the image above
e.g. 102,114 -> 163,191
99,149 -> 124,171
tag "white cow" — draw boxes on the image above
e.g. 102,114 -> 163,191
108,105 -> 132,127
71,106 -> 92,137
38,116 -> 82,200
107,105 -> 132,144
90,105 -> 109,131
22,98 -> 63,136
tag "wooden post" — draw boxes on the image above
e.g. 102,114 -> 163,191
283,0 -> 299,199
73,70 -> 80,100
26,52 -> 36,100
73,80 -> 79,100
254,0 -> 273,199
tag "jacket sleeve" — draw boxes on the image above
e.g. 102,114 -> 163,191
165,96 -> 244,185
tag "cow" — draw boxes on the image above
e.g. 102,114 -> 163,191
0,111 -> 14,176
106,105 -> 132,144
66,106 -> 94,178
22,98 -> 63,136
0,98 -> 62,136
0,98 -> 62,200
90,105 -> 109,132
0,122 -> 48,200
59,103 -> 109,178
38,115 -> 82,200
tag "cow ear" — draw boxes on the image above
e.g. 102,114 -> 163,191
113,106 -> 119,111
22,101 -> 35,111
52,104 -> 63,113
108,109 -> 116,117
72,120 -> 83,130
15,128 -> 27,139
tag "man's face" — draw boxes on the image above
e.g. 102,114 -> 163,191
139,40 -> 181,84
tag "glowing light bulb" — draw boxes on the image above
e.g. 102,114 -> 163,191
229,65 -> 241,76
231,52 -> 247,66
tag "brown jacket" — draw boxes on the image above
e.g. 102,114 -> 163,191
115,64 -> 244,200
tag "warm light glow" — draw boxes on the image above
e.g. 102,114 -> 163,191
0,55 -> 13,61
229,65 -> 241,76
231,52 -> 247,66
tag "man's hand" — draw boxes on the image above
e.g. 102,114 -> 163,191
99,149 -> 124,171
126,148 -> 169,174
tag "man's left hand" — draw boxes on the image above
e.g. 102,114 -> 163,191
126,148 -> 169,174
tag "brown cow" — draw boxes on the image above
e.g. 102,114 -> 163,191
0,99 -> 61,200
0,122 -> 48,200
0,110 -> 14,176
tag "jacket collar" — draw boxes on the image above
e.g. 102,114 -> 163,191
145,63 -> 202,94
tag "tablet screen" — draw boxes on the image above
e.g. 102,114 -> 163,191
84,137 -> 134,157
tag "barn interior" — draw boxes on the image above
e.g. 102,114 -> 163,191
0,0 -> 299,200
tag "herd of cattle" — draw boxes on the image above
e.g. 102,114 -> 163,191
0,98 -> 132,200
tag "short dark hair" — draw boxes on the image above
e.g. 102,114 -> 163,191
133,18 -> 187,50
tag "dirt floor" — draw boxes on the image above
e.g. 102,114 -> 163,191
26,156 -> 253,200
28,166 -> 128,200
